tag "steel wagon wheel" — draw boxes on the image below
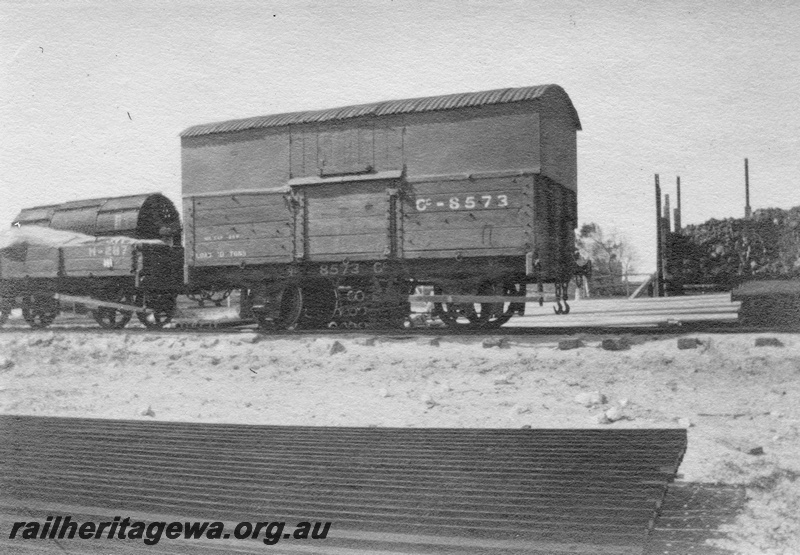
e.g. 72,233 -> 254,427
21,295 -> 59,329
92,291 -> 134,329
433,282 -> 522,330
432,284 -> 480,329
255,284 -> 304,331
472,282 -> 522,329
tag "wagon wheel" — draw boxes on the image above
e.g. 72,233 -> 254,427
433,282 -> 522,329
0,297 -> 13,327
92,291 -> 134,329
256,284 -> 304,331
136,293 -> 177,329
368,277 -> 411,329
432,284 -> 480,329
22,295 -> 60,329
298,281 -> 337,329
472,282 -> 522,329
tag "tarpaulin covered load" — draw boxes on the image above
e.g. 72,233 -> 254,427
12,193 -> 181,243
0,226 -> 97,251
0,225 -> 162,251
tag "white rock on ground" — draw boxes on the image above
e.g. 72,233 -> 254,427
574,391 -> 606,407
592,412 -> 611,425
605,406 -> 626,422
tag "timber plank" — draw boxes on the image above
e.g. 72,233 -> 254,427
193,193 -> 288,210
15,246 -> 60,260
404,226 -> 524,251
61,244 -> 135,259
193,204 -> 294,226
0,257 -> 60,279
192,255 -> 292,267
191,239 -> 293,264
404,208 -> 523,231
62,260 -> 134,276
307,234 -> 387,257
306,197 -> 388,220
403,191 -> 521,213
194,222 -> 293,242
409,176 -> 529,196
308,217 -> 387,237
403,247 -> 524,259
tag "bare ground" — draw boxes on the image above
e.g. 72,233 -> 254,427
1,328 -> 799,554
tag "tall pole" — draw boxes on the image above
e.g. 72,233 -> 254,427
655,174 -> 663,297
744,158 -> 752,219
675,176 -> 682,231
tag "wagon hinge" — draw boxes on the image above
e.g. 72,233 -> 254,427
386,188 -> 400,259
296,190 -> 308,260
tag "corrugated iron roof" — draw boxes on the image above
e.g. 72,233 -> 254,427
181,84 -> 581,138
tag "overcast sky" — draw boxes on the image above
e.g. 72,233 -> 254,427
2,1 -> 798,272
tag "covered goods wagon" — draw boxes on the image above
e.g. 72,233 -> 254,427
179,84 -> 582,329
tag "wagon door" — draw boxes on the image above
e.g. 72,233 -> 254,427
291,172 -> 402,262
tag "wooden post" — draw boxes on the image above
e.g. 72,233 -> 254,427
655,174 -> 664,297
661,194 -> 670,297
744,158 -> 752,219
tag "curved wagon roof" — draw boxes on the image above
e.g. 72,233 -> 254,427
181,84 -> 581,138
12,193 -> 181,241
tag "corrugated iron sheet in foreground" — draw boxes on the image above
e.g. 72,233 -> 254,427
0,415 -> 686,554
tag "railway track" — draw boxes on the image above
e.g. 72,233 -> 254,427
0,318 -> 794,337
0,319 -> 792,337
1,294 -> 795,336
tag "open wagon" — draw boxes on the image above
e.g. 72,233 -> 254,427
0,194 -> 182,329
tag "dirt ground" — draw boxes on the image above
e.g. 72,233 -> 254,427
1,326 -> 799,554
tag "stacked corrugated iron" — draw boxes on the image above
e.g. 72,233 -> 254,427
1,415 -> 686,555
673,206 -> 800,287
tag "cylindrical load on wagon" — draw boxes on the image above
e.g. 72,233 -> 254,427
12,193 -> 181,243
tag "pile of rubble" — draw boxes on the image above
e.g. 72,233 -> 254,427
674,206 -> 800,287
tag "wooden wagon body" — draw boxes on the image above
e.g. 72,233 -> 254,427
181,85 -> 581,293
